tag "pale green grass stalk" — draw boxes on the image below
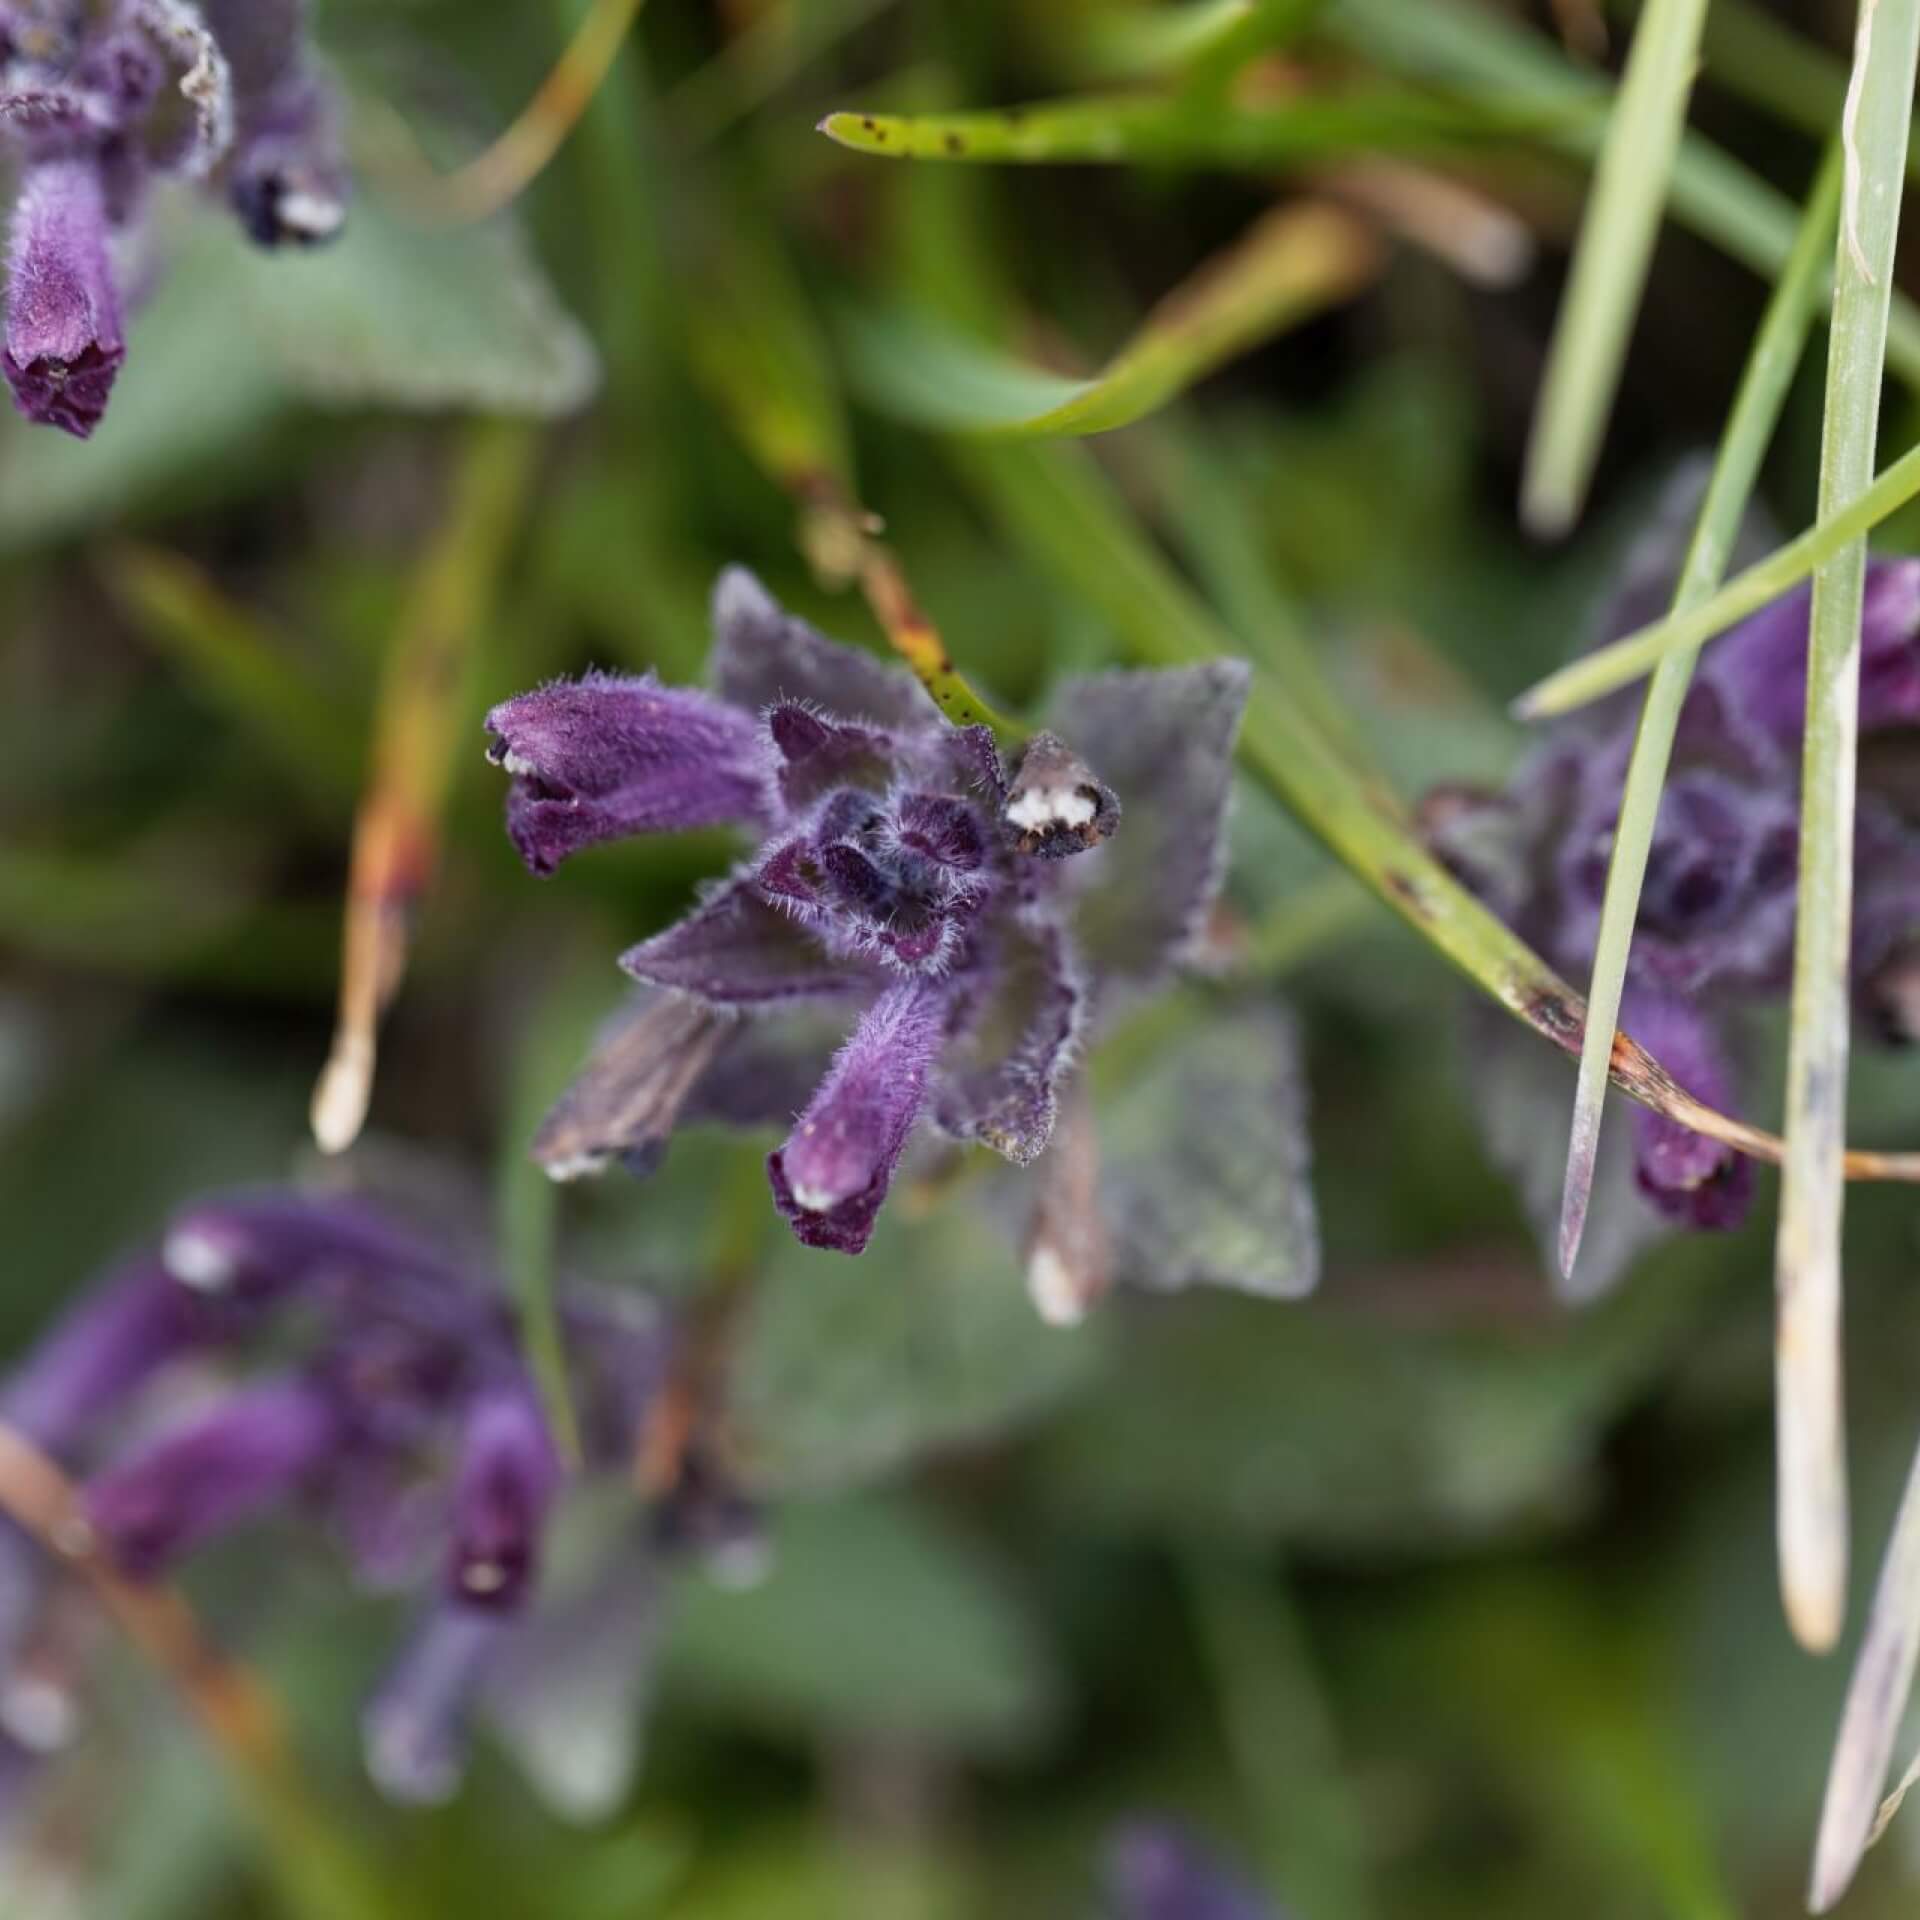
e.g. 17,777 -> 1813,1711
1777,0 -> 1920,1657
1522,0 -> 1709,535
1557,144 -> 1841,1291
1514,433 -> 1920,717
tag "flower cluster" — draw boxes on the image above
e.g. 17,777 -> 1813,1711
0,1185 -> 739,1825
1430,553 -> 1920,1237
486,569 -> 1251,1298
2,0 -> 346,438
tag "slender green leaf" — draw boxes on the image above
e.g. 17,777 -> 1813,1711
1514,433 -> 1920,718
1558,146 -> 1841,1291
102,545 -> 360,807
1776,0 -> 1920,1657
818,89 -> 1585,167
843,201 -> 1377,439
1521,0 -> 1709,535
1329,0 -> 1920,387
1695,0 -> 1920,192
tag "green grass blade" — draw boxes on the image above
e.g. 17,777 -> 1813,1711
1558,144 -> 1841,1292
1329,0 -> 1920,387
1695,0 -> 1920,192
1514,433 -> 1920,718
1521,0 -> 1709,535
844,201 -> 1378,439
102,545 -> 361,807
818,89 -> 1583,167
1776,0 -> 1920,1657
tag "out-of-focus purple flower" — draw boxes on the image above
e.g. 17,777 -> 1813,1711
0,1181 -> 728,1819
0,0 -> 346,437
1104,1821 -> 1278,1920
1432,542 -> 1920,1253
490,569 -> 1250,1268
446,1382 -> 560,1610
83,1374 -> 341,1577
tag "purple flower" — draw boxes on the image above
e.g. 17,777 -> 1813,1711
1433,545 -> 1920,1252
0,0 -> 345,436
1104,1821 -> 1279,1920
0,1181 -> 726,1817
83,1374 -> 342,1577
4,158 -> 123,436
490,569 -> 1250,1262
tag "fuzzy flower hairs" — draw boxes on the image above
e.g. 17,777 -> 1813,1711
486,569 -> 1248,1277
1,0 -> 346,438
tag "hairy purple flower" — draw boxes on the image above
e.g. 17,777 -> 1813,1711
1434,535 -> 1920,1258
0,1181 -> 704,1816
491,569 -> 1250,1264
4,159 -> 123,436
0,0 -> 345,436
485,673 -> 774,876
1104,1821 -> 1278,1920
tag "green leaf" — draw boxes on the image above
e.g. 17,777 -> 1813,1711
843,201 -> 1376,439
731,1195 -> 1099,1493
1033,1259 -> 1718,1550
1520,0 -> 1710,535
0,189 -> 593,547
661,1493 -> 1063,1755
1096,1007 -> 1319,1302
818,88 -> 1584,168
1775,0 -> 1920,1657
1556,146 -> 1841,1291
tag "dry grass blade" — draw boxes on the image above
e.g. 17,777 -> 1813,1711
311,424 -> 536,1155
383,0 -> 646,224
1811,1430 -> 1920,1909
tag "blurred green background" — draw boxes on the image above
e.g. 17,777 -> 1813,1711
5,0 -> 1920,1915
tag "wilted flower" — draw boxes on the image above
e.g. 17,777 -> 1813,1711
0,0 -> 346,437
0,1183 -> 746,1824
487,569 -> 1252,1293
1104,1820 -> 1280,1920
1431,546 -> 1920,1250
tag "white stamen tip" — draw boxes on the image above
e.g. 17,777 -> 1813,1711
163,1226 -> 236,1293
277,190 -> 345,240
1006,786 -> 1097,833
2,1677 -> 77,1754
789,1180 -> 838,1214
